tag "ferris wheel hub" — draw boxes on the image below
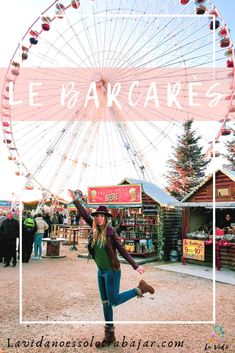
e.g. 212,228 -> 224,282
92,72 -> 103,84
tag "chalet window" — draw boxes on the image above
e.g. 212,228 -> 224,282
216,187 -> 229,197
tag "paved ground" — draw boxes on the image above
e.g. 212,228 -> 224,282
155,263 -> 235,285
0,240 -> 234,353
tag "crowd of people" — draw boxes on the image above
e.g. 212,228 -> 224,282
0,209 -> 81,266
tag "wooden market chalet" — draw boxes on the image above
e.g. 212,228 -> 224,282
174,169 -> 235,270
117,177 -> 182,261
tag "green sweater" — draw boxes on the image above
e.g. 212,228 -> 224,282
93,240 -> 113,271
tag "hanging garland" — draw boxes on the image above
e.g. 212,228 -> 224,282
157,206 -> 165,261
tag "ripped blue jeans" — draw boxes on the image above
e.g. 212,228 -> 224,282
97,269 -> 137,326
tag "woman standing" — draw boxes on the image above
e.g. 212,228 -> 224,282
68,190 -> 155,346
33,214 -> 49,259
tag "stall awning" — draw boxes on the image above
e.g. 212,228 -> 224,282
168,202 -> 235,208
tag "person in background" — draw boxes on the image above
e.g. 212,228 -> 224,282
220,214 -> 233,232
0,212 -> 7,262
56,212 -> 64,225
68,189 -> 155,347
75,212 -> 81,225
22,212 -> 37,263
42,213 -> 52,238
0,211 -> 6,226
51,213 -> 59,225
71,213 -> 80,225
33,214 -> 49,260
0,211 -> 19,267
63,209 -> 69,225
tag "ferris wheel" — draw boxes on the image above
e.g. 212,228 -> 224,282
1,0 -> 235,200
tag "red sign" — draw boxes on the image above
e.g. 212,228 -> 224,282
87,185 -> 142,205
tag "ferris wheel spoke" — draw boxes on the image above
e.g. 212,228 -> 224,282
104,0 -> 155,69
110,0 -> 185,70
109,18 -> 201,82
76,122 -> 101,186
76,14 -> 100,69
91,13 -> 103,68
129,22 -> 210,69
56,121 -> 96,193
46,124 -> 87,192
116,119 -> 154,181
21,118 -> 88,180
34,24 -> 94,71
112,28 -> 215,80
23,123 -> 74,174
100,2 -> 109,68
109,16 -> 157,71
63,14 -> 98,70
114,88 -> 183,140
102,2 -> 122,68
110,7 -> 192,72
103,11 -> 134,69
110,106 -> 153,180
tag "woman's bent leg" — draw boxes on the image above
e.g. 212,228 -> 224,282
104,271 -> 137,307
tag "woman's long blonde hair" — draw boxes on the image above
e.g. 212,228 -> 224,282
92,215 -> 109,246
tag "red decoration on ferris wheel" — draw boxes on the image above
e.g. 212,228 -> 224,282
71,0 -> 80,8
220,37 -> 230,48
56,3 -> 65,10
3,139 -> 12,144
41,16 -> 51,31
22,52 -> 28,60
196,5 -> 207,15
29,30 -> 39,37
209,9 -> 219,17
218,27 -> 229,37
221,128 -> 231,136
42,23 -> 50,31
25,185 -> 34,190
226,60 -> 234,68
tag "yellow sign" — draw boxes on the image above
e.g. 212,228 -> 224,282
183,239 -> 205,261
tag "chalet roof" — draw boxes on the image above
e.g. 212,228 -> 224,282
119,177 -> 178,207
182,168 -> 235,202
168,201 -> 235,208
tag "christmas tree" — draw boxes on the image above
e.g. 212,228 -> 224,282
223,126 -> 235,171
166,120 -> 209,200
